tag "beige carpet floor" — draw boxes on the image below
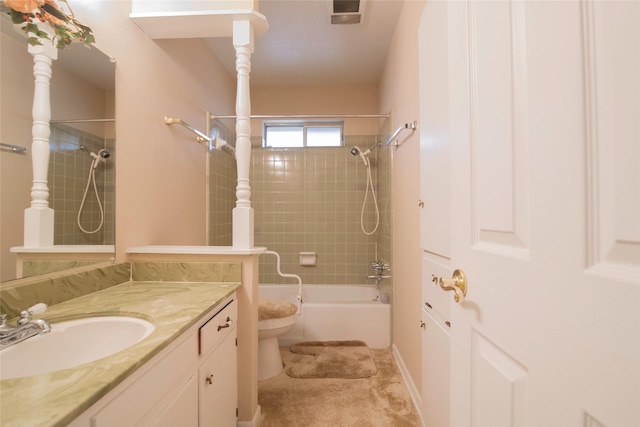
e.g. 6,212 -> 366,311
259,346 -> 421,426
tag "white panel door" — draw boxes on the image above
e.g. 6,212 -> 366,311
444,1 -> 639,426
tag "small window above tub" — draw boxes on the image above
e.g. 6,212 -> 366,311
263,121 -> 344,148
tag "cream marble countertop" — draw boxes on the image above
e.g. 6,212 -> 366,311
0,280 -> 240,427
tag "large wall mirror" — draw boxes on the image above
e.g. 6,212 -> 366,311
0,14 -> 116,283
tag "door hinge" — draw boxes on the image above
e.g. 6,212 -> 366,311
235,337 -> 238,347
236,408 -> 239,417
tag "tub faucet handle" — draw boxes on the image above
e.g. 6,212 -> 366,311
371,261 -> 390,272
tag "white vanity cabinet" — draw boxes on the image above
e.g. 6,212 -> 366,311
420,304 -> 450,427
198,297 -> 238,426
69,293 -> 238,427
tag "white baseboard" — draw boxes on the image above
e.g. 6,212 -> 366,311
237,405 -> 262,427
391,344 -> 425,427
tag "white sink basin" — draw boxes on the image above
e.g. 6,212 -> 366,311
0,316 -> 155,380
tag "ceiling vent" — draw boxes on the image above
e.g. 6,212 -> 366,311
330,0 -> 366,25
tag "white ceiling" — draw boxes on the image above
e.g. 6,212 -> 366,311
205,0 -> 405,86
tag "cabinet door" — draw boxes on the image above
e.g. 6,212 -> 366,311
421,310 -> 450,427
151,374 -> 198,427
199,331 -> 237,426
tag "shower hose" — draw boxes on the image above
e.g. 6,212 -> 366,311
77,155 -> 105,234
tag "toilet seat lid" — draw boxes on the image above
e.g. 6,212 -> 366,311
259,300 -> 298,320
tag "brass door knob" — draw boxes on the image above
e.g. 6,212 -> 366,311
434,269 -> 468,303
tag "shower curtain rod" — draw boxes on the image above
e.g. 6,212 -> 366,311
50,119 -> 115,123
210,113 -> 390,120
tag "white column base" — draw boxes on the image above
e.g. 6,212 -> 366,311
233,207 -> 254,249
23,206 -> 54,247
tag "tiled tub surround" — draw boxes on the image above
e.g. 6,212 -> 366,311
0,262 -> 241,427
207,122 -> 237,246
251,136 -> 392,286
49,124 -> 115,246
205,133 -> 394,287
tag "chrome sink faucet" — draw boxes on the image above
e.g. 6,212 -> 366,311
0,303 -> 51,351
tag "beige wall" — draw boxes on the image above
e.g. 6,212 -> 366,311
251,84 -> 380,135
67,1 -> 237,261
379,0 -> 426,391
0,30 -> 33,281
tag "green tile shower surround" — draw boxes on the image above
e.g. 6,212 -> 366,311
0,261 -> 241,427
49,124 -> 116,246
250,136 -> 392,286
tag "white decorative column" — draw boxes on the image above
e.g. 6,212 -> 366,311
23,39 -> 57,247
232,19 -> 255,249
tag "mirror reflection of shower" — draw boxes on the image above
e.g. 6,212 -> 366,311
350,142 -> 381,235
77,145 -> 110,234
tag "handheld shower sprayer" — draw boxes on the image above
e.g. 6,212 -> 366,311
81,146 -> 110,168
77,145 -> 110,234
96,149 -> 111,159
89,148 -> 110,161
350,146 -> 369,167
349,142 -> 382,235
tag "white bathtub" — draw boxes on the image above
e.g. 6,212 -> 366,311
258,284 -> 391,349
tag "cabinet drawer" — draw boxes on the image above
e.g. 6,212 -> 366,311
199,298 -> 237,356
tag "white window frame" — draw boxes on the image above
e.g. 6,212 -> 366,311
262,120 -> 344,148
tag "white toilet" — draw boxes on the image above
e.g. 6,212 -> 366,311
258,300 -> 298,381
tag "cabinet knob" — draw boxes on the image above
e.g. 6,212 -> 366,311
418,200 -> 425,207
205,374 -> 214,385
419,321 -> 426,329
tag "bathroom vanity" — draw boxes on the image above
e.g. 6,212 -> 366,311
69,293 -> 238,427
0,262 -> 241,427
